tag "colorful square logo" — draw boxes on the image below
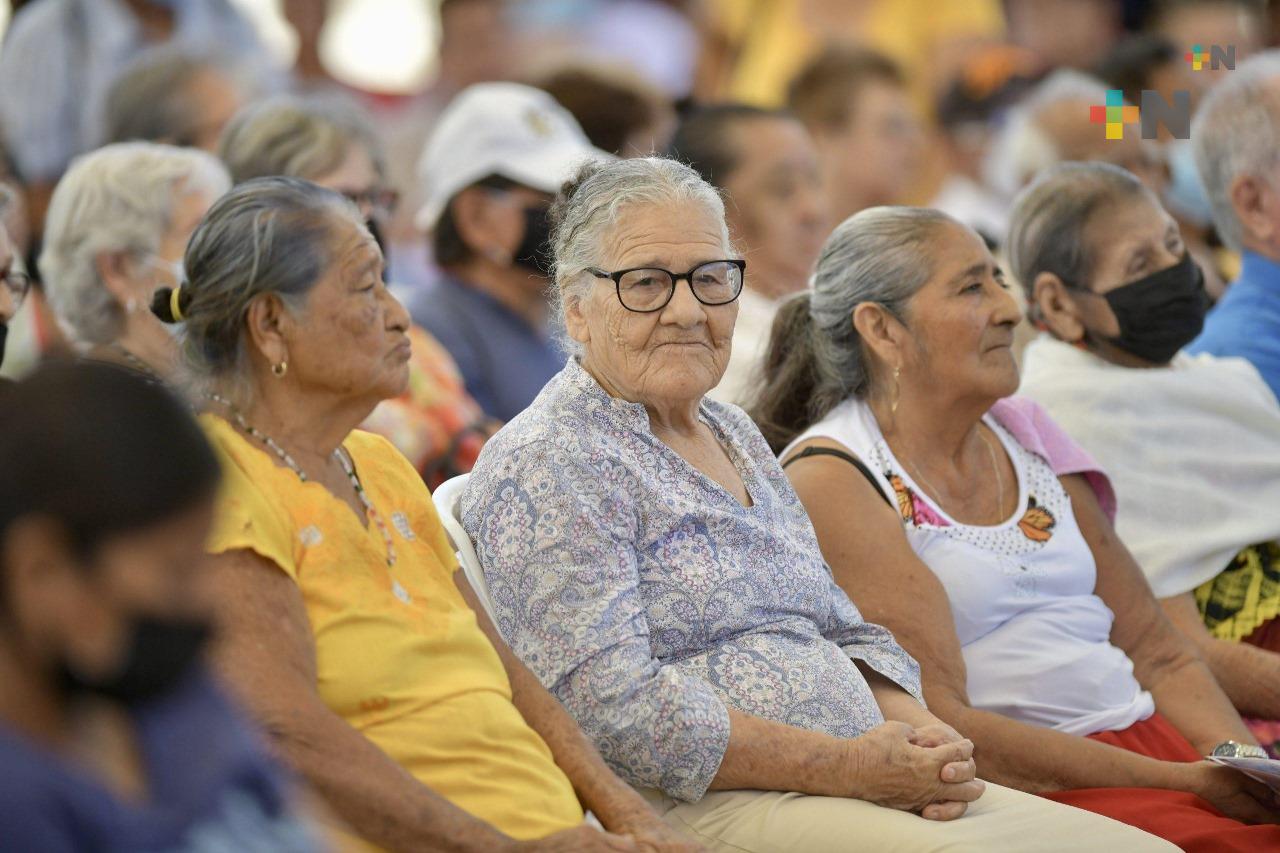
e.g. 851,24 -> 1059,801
1089,90 -> 1140,140
1185,43 -> 1210,71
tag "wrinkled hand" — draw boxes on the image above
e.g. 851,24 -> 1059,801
512,825 -> 640,851
907,721 -> 981,820
840,721 -> 985,819
602,806 -> 705,852
1184,762 -> 1280,825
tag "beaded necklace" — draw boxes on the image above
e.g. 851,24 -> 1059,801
205,393 -> 399,568
112,345 -> 164,385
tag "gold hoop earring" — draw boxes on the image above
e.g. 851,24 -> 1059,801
890,365 -> 901,415
271,360 -> 288,378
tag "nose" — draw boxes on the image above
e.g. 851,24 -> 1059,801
992,280 -> 1024,328
382,286 -> 410,333
660,276 -> 709,328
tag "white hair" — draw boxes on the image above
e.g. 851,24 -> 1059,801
1192,50 -> 1280,251
548,156 -> 731,356
982,69 -> 1113,200
40,142 -> 230,345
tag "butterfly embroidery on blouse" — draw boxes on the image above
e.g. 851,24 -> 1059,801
1017,496 -> 1056,543
888,473 -> 950,528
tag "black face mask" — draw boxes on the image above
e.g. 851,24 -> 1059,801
1076,252 -> 1209,365
513,205 -> 554,277
59,613 -> 211,706
0,322 -> 7,372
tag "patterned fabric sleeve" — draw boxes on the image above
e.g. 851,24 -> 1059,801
822,573 -> 925,706
463,440 -> 732,802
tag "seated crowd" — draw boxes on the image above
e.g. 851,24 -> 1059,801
2,2 -> 1280,852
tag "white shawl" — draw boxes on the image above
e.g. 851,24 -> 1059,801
1018,335 -> 1280,598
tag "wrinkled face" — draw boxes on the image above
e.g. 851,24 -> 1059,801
722,116 -> 829,297
566,200 -> 738,406
818,81 -> 924,220
1069,193 -> 1185,339
281,219 -> 412,407
897,222 -> 1022,401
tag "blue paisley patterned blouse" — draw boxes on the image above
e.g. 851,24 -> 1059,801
460,359 -> 923,802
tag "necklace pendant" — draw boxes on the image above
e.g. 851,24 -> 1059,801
392,579 -> 411,604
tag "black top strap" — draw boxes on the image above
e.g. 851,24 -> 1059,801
781,446 -> 893,510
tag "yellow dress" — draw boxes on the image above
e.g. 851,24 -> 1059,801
201,415 -> 584,850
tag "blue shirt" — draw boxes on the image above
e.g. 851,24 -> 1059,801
460,359 -> 923,802
408,274 -> 565,422
0,669 -> 321,852
1187,250 -> 1280,402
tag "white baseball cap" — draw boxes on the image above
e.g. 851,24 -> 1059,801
414,82 -> 609,231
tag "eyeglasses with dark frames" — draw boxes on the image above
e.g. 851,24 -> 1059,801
587,260 -> 746,313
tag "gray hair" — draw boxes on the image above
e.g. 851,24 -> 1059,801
40,142 -> 230,345
749,206 -> 953,452
549,156 -> 730,355
219,93 -> 385,184
1192,50 -> 1280,251
165,176 -> 364,397
1006,161 -> 1153,323
103,46 -> 241,148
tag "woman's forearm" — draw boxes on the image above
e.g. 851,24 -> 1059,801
262,700 -> 514,853
710,708 -> 853,796
1141,652 -> 1257,753
932,699 -> 1190,794
861,666 -> 937,729
1200,637 -> 1280,719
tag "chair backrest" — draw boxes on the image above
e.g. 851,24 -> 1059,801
430,473 -> 500,628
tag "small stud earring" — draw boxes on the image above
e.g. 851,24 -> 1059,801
271,360 -> 288,378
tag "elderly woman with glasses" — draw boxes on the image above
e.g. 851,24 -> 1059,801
38,142 -> 230,383
460,157 -> 1172,852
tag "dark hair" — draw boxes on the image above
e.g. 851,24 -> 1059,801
104,46 -> 233,148
667,103 -> 790,189
1094,35 -> 1179,106
0,360 -> 220,566
787,47 -> 905,131
539,66 -> 671,156
431,174 -> 517,268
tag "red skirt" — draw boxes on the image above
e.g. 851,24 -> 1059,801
1041,713 -> 1280,852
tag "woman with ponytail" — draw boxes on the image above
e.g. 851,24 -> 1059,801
767,206 -> 1280,851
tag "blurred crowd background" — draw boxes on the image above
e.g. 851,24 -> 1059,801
0,0 -> 1273,389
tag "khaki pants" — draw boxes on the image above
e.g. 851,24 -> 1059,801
643,783 -> 1178,852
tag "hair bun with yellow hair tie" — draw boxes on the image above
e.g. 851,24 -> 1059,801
150,284 -> 190,324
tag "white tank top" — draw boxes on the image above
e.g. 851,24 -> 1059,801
786,399 -> 1154,736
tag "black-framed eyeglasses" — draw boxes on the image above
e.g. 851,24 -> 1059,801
587,260 -> 746,313
2,268 -> 30,309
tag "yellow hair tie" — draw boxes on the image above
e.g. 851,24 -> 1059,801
169,286 -> 184,322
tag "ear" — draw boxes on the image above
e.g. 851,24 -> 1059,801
0,515 -> 80,643
243,293 -> 296,370
851,302 -> 906,368
563,285 -> 591,346
93,251 -> 141,306
1229,173 -> 1277,247
1032,272 -> 1085,342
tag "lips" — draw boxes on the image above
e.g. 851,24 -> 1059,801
391,338 -> 412,360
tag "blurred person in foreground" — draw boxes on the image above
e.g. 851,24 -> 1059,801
219,93 -> 495,487
668,104 -> 829,405
460,155 -> 1176,852
0,360 -> 323,851
786,47 -> 925,226
1187,50 -> 1280,402
164,175 -> 694,852
411,83 -> 608,421
758,205 -> 1280,852
39,142 -> 230,384
1012,161 -> 1280,755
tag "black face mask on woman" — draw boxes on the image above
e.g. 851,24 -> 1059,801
513,204 -> 554,277
59,612 -> 211,706
1073,252 -> 1209,365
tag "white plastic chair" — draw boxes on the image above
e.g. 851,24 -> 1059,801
431,474 -> 500,627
